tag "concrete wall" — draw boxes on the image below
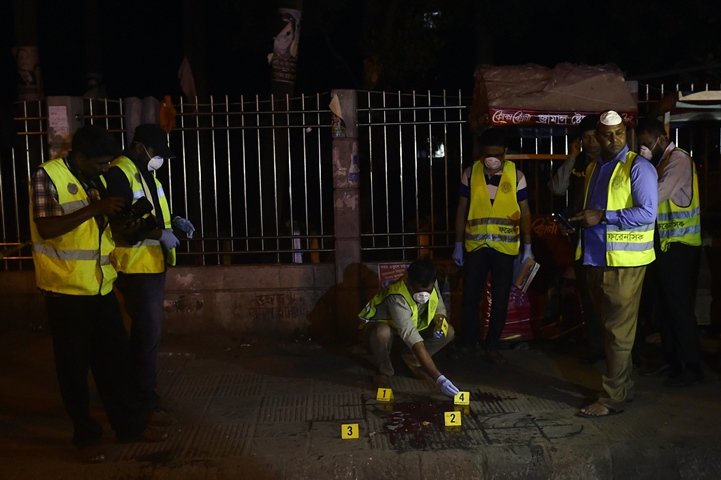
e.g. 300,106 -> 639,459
0,261 -> 453,340
0,265 -> 342,338
163,264 -> 336,336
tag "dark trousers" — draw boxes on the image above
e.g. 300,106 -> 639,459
654,243 -> 702,366
576,262 -> 603,356
460,247 -> 515,350
46,292 -> 144,446
116,272 -> 167,412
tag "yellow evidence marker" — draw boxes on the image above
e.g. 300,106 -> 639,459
376,387 -> 394,402
438,316 -> 449,336
454,391 -> 470,405
444,411 -> 462,427
341,423 -> 360,439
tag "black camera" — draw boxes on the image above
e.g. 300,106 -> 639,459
112,196 -> 157,244
128,196 -> 153,219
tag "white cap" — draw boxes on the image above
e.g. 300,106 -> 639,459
599,110 -> 623,126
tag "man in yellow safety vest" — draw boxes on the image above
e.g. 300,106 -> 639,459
359,259 -> 460,397
105,124 -> 194,425
452,128 -> 534,365
30,125 -> 166,461
636,117 -> 703,387
571,111 -> 658,418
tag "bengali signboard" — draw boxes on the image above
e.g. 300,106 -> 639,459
378,262 -> 410,288
487,108 -> 637,127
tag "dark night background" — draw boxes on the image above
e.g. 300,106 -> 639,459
2,0 -> 721,99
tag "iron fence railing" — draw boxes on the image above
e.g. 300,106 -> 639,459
2,83 -> 721,270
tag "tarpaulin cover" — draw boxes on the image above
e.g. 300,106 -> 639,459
469,63 -> 637,132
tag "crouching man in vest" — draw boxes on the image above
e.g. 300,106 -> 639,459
104,124 -> 194,426
30,125 -> 167,462
358,259 -> 460,397
571,111 -> 658,418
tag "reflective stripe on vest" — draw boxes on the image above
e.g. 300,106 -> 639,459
465,161 -> 520,255
109,156 -> 175,273
657,149 -> 701,252
575,151 -> 655,266
358,279 -> 438,332
30,158 -> 117,295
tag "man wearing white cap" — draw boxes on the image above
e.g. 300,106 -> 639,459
571,110 -> 658,417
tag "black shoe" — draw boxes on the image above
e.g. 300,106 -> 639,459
77,444 -> 106,464
372,373 -> 391,388
664,368 -> 704,388
641,362 -> 675,377
448,345 -> 472,361
145,408 -> 176,427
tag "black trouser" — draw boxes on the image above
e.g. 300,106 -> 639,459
116,272 -> 167,413
654,242 -> 702,367
575,262 -> 603,356
46,292 -> 144,446
460,247 -> 515,350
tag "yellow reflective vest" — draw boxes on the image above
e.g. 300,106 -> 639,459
465,160 -> 521,255
109,156 -> 175,273
30,158 -> 116,295
358,278 -> 438,333
576,151 -> 655,266
657,148 -> 701,252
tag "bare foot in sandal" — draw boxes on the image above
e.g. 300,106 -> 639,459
576,401 -> 623,418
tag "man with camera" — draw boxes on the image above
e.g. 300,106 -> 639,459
105,124 -> 194,425
30,125 -> 167,461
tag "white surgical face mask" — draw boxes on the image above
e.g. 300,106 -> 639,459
483,156 -> 502,170
147,156 -> 164,171
412,291 -> 431,304
639,137 -> 659,161
638,146 -> 652,160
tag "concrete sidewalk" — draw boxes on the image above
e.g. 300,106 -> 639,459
1,329 -> 720,480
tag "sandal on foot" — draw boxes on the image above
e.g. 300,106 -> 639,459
576,402 -> 623,418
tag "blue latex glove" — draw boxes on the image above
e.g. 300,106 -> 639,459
172,216 -> 195,239
159,229 -> 180,249
436,374 -> 460,397
452,241 -> 464,267
520,243 -> 534,264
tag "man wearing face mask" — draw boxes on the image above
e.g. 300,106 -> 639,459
105,123 -> 194,425
571,111 -> 658,418
452,128 -> 533,365
635,117 -> 703,387
30,125 -> 167,461
358,259 -> 460,397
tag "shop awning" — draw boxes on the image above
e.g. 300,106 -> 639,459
469,63 -> 638,132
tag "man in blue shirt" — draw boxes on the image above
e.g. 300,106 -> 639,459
571,111 -> 658,418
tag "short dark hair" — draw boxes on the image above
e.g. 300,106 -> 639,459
635,117 -> 666,137
407,258 -> 437,286
578,114 -> 600,134
477,128 -> 507,148
71,125 -> 121,158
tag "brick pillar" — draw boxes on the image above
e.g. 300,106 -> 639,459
331,89 -> 362,342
